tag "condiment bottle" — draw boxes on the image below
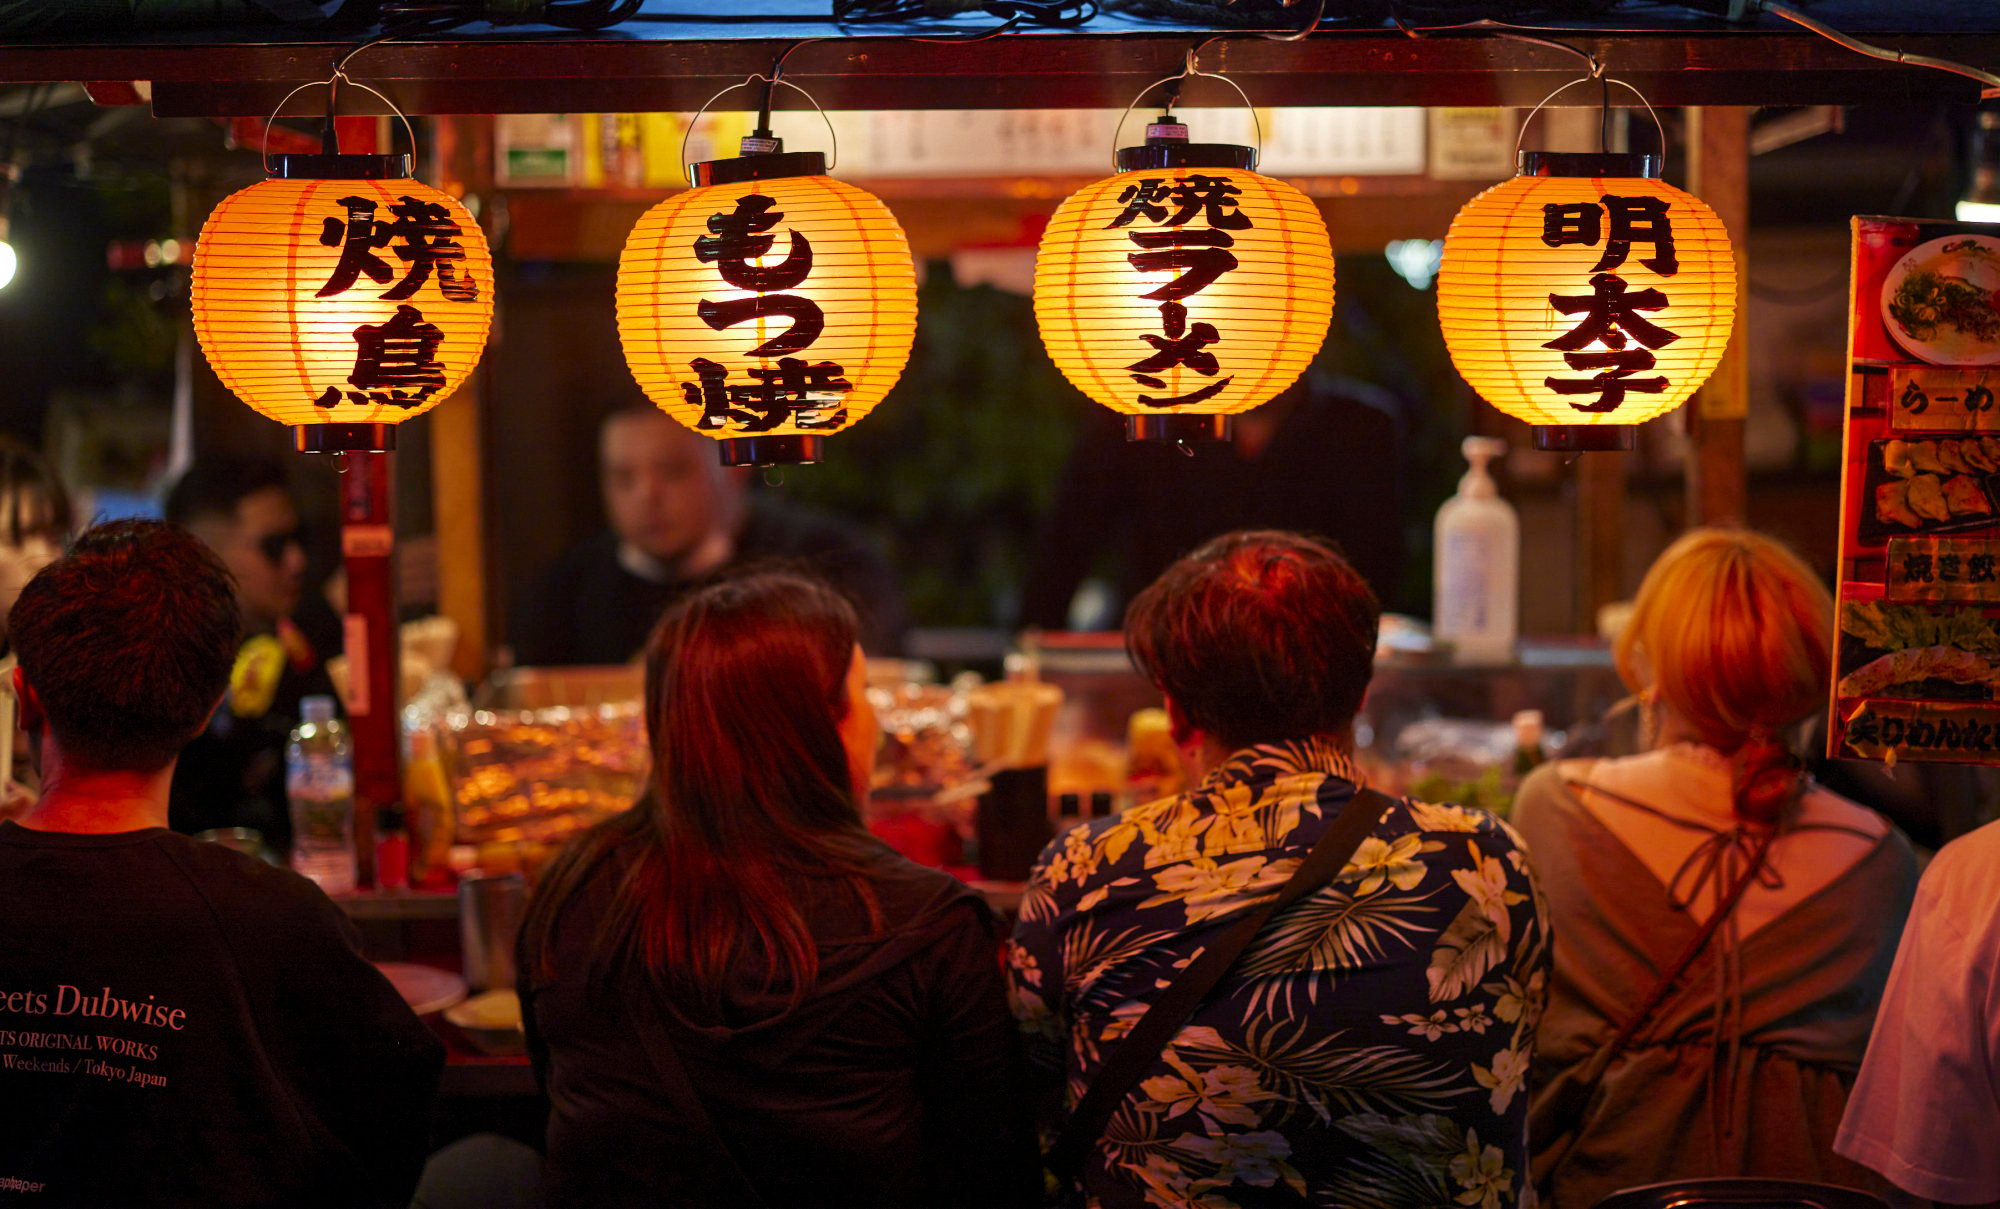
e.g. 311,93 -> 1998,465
1434,435 -> 1519,665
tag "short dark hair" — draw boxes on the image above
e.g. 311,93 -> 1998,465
12,519 -> 240,771
1125,530 -> 1380,752
163,456 -> 291,527
0,438 -> 72,547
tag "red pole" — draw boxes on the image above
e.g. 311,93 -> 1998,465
334,113 -> 399,889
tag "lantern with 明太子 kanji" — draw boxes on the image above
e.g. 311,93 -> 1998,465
1437,151 -> 1736,451
192,153 -> 494,452
617,141 -> 917,467
1034,115 -> 1334,443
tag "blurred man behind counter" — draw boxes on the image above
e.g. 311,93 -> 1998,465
511,405 -> 906,666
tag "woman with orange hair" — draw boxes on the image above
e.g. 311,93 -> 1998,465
1514,529 -> 1918,1206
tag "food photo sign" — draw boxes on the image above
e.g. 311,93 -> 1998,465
1832,215 -> 2000,764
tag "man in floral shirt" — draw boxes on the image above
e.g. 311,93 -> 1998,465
1010,530 -> 1548,1209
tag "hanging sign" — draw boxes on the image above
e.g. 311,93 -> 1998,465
1830,215 -> 2000,764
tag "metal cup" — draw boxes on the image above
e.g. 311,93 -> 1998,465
458,872 -> 526,992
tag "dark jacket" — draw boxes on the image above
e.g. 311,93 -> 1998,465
520,830 -> 1039,1209
511,497 -> 908,666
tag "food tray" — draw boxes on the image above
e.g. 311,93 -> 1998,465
1859,435 -> 2000,547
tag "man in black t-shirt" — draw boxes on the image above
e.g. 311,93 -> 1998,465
0,520 -> 442,1209
511,407 -> 907,665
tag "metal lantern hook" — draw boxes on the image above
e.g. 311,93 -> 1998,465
261,74 -> 419,172
1110,63 -> 1264,170
1514,74 -> 1667,160
681,74 -> 839,186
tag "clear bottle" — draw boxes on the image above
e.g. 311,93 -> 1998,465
1511,709 -> 1548,778
287,695 -> 356,895
1434,435 -> 1520,664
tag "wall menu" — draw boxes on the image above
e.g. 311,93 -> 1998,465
1832,216 -> 2000,764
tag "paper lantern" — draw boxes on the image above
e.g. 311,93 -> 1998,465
1035,122 -> 1333,442
193,153 -> 494,453
617,147 -> 917,467
1438,151 -> 1736,451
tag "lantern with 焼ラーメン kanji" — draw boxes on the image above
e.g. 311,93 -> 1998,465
617,141 -> 917,467
1437,151 -> 1736,451
1034,115 -> 1333,443
192,152 -> 494,453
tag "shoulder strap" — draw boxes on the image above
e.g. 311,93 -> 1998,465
1576,826 -> 1777,1084
628,988 -> 770,1208
1045,786 -> 1396,1187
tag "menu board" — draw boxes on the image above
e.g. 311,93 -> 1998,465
1831,216 -> 2000,764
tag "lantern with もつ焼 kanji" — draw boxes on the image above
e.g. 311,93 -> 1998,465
1438,151 -> 1735,451
192,153 -> 494,453
617,140 -> 917,468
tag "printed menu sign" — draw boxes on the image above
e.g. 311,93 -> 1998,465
1832,216 -> 2000,764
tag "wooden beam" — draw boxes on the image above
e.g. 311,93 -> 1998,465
0,30 -> 1977,115
1687,106 -> 1751,529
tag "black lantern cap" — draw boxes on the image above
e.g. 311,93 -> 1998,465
269,153 -> 412,181
718,434 -> 825,467
1126,414 -> 1234,443
1517,151 -> 1661,180
1532,424 -> 1635,453
1117,142 -> 1257,171
295,423 -> 397,454
692,151 -> 828,187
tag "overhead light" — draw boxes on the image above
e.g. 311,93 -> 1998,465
1385,238 -> 1442,290
0,217 -> 17,293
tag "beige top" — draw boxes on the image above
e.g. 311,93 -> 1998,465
1513,760 -> 1918,1208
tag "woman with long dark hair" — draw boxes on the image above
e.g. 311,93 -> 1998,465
519,571 -> 1037,1209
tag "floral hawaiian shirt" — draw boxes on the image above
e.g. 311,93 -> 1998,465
1008,737 -> 1549,1209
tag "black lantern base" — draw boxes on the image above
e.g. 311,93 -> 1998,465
1126,414 -> 1234,444
717,435 -> 825,467
1533,424 -> 1635,453
295,423 -> 396,453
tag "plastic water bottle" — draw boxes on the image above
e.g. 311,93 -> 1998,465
287,695 -> 356,895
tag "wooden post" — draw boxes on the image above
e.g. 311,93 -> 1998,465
333,114 -> 396,887
1686,106 -> 1752,528
430,115 -> 494,683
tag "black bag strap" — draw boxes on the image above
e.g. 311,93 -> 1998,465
630,991 -> 770,1208
1046,786 -> 1396,1187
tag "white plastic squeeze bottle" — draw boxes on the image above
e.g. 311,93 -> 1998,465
1434,435 -> 1519,665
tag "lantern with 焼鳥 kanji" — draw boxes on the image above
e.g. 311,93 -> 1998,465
1437,151 -> 1735,451
192,153 -> 494,452
617,140 -> 917,467
1034,115 -> 1333,443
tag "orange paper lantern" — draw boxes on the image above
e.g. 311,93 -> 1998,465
1035,126 -> 1333,442
617,148 -> 917,466
192,153 -> 494,452
1438,151 -> 1735,451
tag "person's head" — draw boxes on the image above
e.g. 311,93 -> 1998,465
600,407 -> 742,568
1126,529 -> 1380,754
164,456 -> 305,629
10,519 -> 239,773
1616,527 -> 1834,825
0,438 -> 73,640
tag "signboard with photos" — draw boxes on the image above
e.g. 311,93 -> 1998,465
1831,215 -> 2000,765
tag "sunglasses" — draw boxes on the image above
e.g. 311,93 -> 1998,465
256,527 -> 306,565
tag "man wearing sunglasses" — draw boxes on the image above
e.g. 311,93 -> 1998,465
163,456 -> 339,856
